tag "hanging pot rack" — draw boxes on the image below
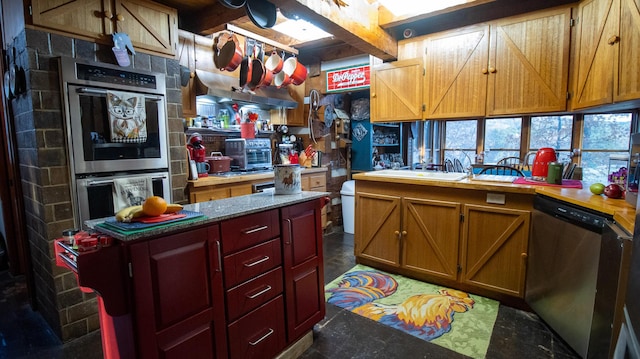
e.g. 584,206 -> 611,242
225,24 -> 299,56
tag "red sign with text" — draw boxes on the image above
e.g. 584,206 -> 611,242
326,65 -> 370,92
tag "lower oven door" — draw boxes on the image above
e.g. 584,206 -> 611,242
75,171 -> 170,228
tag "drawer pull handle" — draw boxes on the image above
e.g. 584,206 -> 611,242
249,328 -> 274,346
215,241 -> 222,272
243,225 -> 269,234
244,256 -> 270,267
247,285 -> 272,299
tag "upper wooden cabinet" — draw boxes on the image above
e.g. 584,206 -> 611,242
424,25 -> 490,119
424,7 -> 571,118
370,58 -> 424,123
30,0 -> 178,57
572,0 -> 640,109
487,9 -> 572,115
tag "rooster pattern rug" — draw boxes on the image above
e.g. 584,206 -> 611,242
325,265 -> 499,359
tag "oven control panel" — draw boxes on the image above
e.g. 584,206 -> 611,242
76,63 -> 157,89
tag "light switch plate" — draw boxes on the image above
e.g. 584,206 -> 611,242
486,193 -> 506,204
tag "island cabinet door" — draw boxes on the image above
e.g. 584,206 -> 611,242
459,204 -> 530,298
280,200 -> 325,342
401,197 -> 461,280
354,192 -> 402,267
129,225 -> 228,359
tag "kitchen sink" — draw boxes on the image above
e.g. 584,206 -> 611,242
363,170 -> 467,181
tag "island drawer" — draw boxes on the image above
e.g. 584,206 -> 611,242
221,209 -> 280,254
226,267 -> 283,322
223,238 -> 282,288
227,295 -> 286,359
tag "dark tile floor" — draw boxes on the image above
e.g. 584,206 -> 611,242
0,230 -> 579,359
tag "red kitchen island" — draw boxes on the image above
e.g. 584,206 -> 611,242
55,192 -> 328,359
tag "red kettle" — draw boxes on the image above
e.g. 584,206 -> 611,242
531,148 -> 557,180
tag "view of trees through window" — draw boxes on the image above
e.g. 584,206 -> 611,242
407,112 -> 635,184
484,118 -> 521,164
581,113 -> 632,184
444,120 -> 476,167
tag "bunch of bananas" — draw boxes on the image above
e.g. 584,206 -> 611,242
115,203 -> 183,222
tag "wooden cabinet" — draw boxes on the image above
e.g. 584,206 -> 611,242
129,225 -> 228,359
280,200 -> 325,342
355,181 -> 532,299
460,204 -> 530,297
30,0 -> 177,57
423,25 -> 490,119
189,182 -> 253,203
270,84 -> 306,127
370,58 -> 424,123
572,0 -> 640,109
221,210 -> 287,359
424,7 -> 571,118
355,192 -> 460,279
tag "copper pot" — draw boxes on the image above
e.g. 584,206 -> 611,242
265,51 -> 283,74
206,152 -> 232,173
283,57 -> 307,85
214,33 -> 243,72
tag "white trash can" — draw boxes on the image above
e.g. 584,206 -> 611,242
340,180 -> 356,234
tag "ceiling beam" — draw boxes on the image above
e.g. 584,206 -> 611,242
269,0 -> 398,61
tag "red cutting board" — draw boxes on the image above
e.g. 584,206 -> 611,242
132,213 -> 187,223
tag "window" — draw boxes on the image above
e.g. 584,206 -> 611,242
444,120 -> 477,167
529,115 -> 574,163
484,118 -> 521,164
580,113 -> 632,184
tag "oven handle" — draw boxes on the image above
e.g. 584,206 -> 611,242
76,87 -> 162,101
86,175 -> 167,186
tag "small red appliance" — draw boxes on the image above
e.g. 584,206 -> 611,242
531,147 -> 557,180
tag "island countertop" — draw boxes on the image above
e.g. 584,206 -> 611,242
88,191 -> 329,241
353,171 -> 636,233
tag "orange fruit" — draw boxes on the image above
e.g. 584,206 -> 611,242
142,196 -> 167,217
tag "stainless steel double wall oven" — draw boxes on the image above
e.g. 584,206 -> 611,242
59,57 -> 171,227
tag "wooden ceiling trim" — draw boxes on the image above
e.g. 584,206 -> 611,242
377,0 -> 496,29
270,0 -> 398,61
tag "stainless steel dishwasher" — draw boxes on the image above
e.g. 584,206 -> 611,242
526,195 -> 630,359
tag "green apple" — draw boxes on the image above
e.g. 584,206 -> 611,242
590,183 -> 605,195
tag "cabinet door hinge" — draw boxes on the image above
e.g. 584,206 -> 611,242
457,264 -> 462,273
566,91 -> 571,100
28,5 -> 32,16
570,18 -> 577,27
423,68 -> 426,76
422,104 -> 426,112
128,262 -> 133,278
459,213 -> 464,222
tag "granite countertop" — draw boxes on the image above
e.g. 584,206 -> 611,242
353,171 -> 636,233
88,191 -> 329,242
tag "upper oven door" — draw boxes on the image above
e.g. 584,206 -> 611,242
66,84 -> 169,174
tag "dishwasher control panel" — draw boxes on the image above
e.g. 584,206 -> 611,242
534,195 -> 612,231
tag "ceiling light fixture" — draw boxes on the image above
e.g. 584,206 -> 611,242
271,18 -> 333,42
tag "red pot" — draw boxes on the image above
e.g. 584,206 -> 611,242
214,33 -> 243,72
205,152 -> 232,173
283,57 -> 307,85
265,51 -> 283,74
274,70 -> 291,88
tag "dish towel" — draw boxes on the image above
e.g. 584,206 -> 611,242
107,90 -> 147,143
112,176 -> 154,211
513,177 -> 583,188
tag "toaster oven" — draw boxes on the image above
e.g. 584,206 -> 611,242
225,138 -> 272,170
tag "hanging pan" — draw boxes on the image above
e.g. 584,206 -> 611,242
245,0 -> 277,29
219,0 -> 246,9
214,33 -> 243,72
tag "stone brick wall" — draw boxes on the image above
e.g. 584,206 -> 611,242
8,28 -> 187,341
